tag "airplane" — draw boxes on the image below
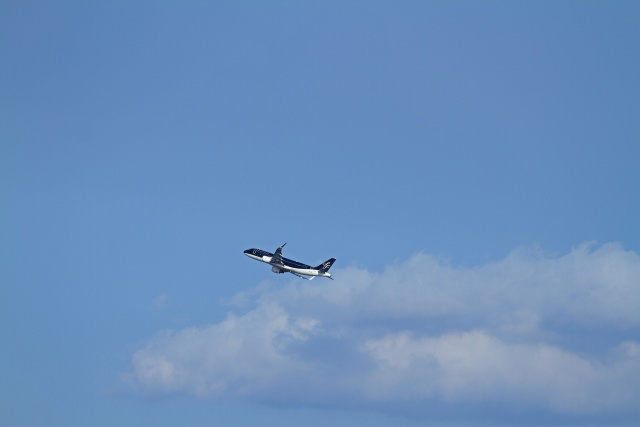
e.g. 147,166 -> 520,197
244,243 -> 336,280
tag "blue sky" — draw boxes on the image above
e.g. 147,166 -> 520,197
2,2 -> 639,426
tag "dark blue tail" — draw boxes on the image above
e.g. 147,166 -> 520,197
316,258 -> 336,273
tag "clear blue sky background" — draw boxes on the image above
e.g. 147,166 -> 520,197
2,2 -> 639,426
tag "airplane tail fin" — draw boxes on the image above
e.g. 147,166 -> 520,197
316,258 -> 336,273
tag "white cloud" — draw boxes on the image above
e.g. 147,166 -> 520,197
362,330 -> 639,413
126,242 -> 640,419
147,293 -> 168,312
131,303 -> 319,399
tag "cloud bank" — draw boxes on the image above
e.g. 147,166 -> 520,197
127,242 -> 640,420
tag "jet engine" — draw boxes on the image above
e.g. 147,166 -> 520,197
271,266 -> 283,274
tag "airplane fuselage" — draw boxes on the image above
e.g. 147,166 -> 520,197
244,245 -> 335,280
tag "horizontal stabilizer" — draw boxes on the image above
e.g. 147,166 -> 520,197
291,271 -> 314,280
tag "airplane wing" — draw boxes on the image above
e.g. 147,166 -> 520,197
270,243 -> 286,266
